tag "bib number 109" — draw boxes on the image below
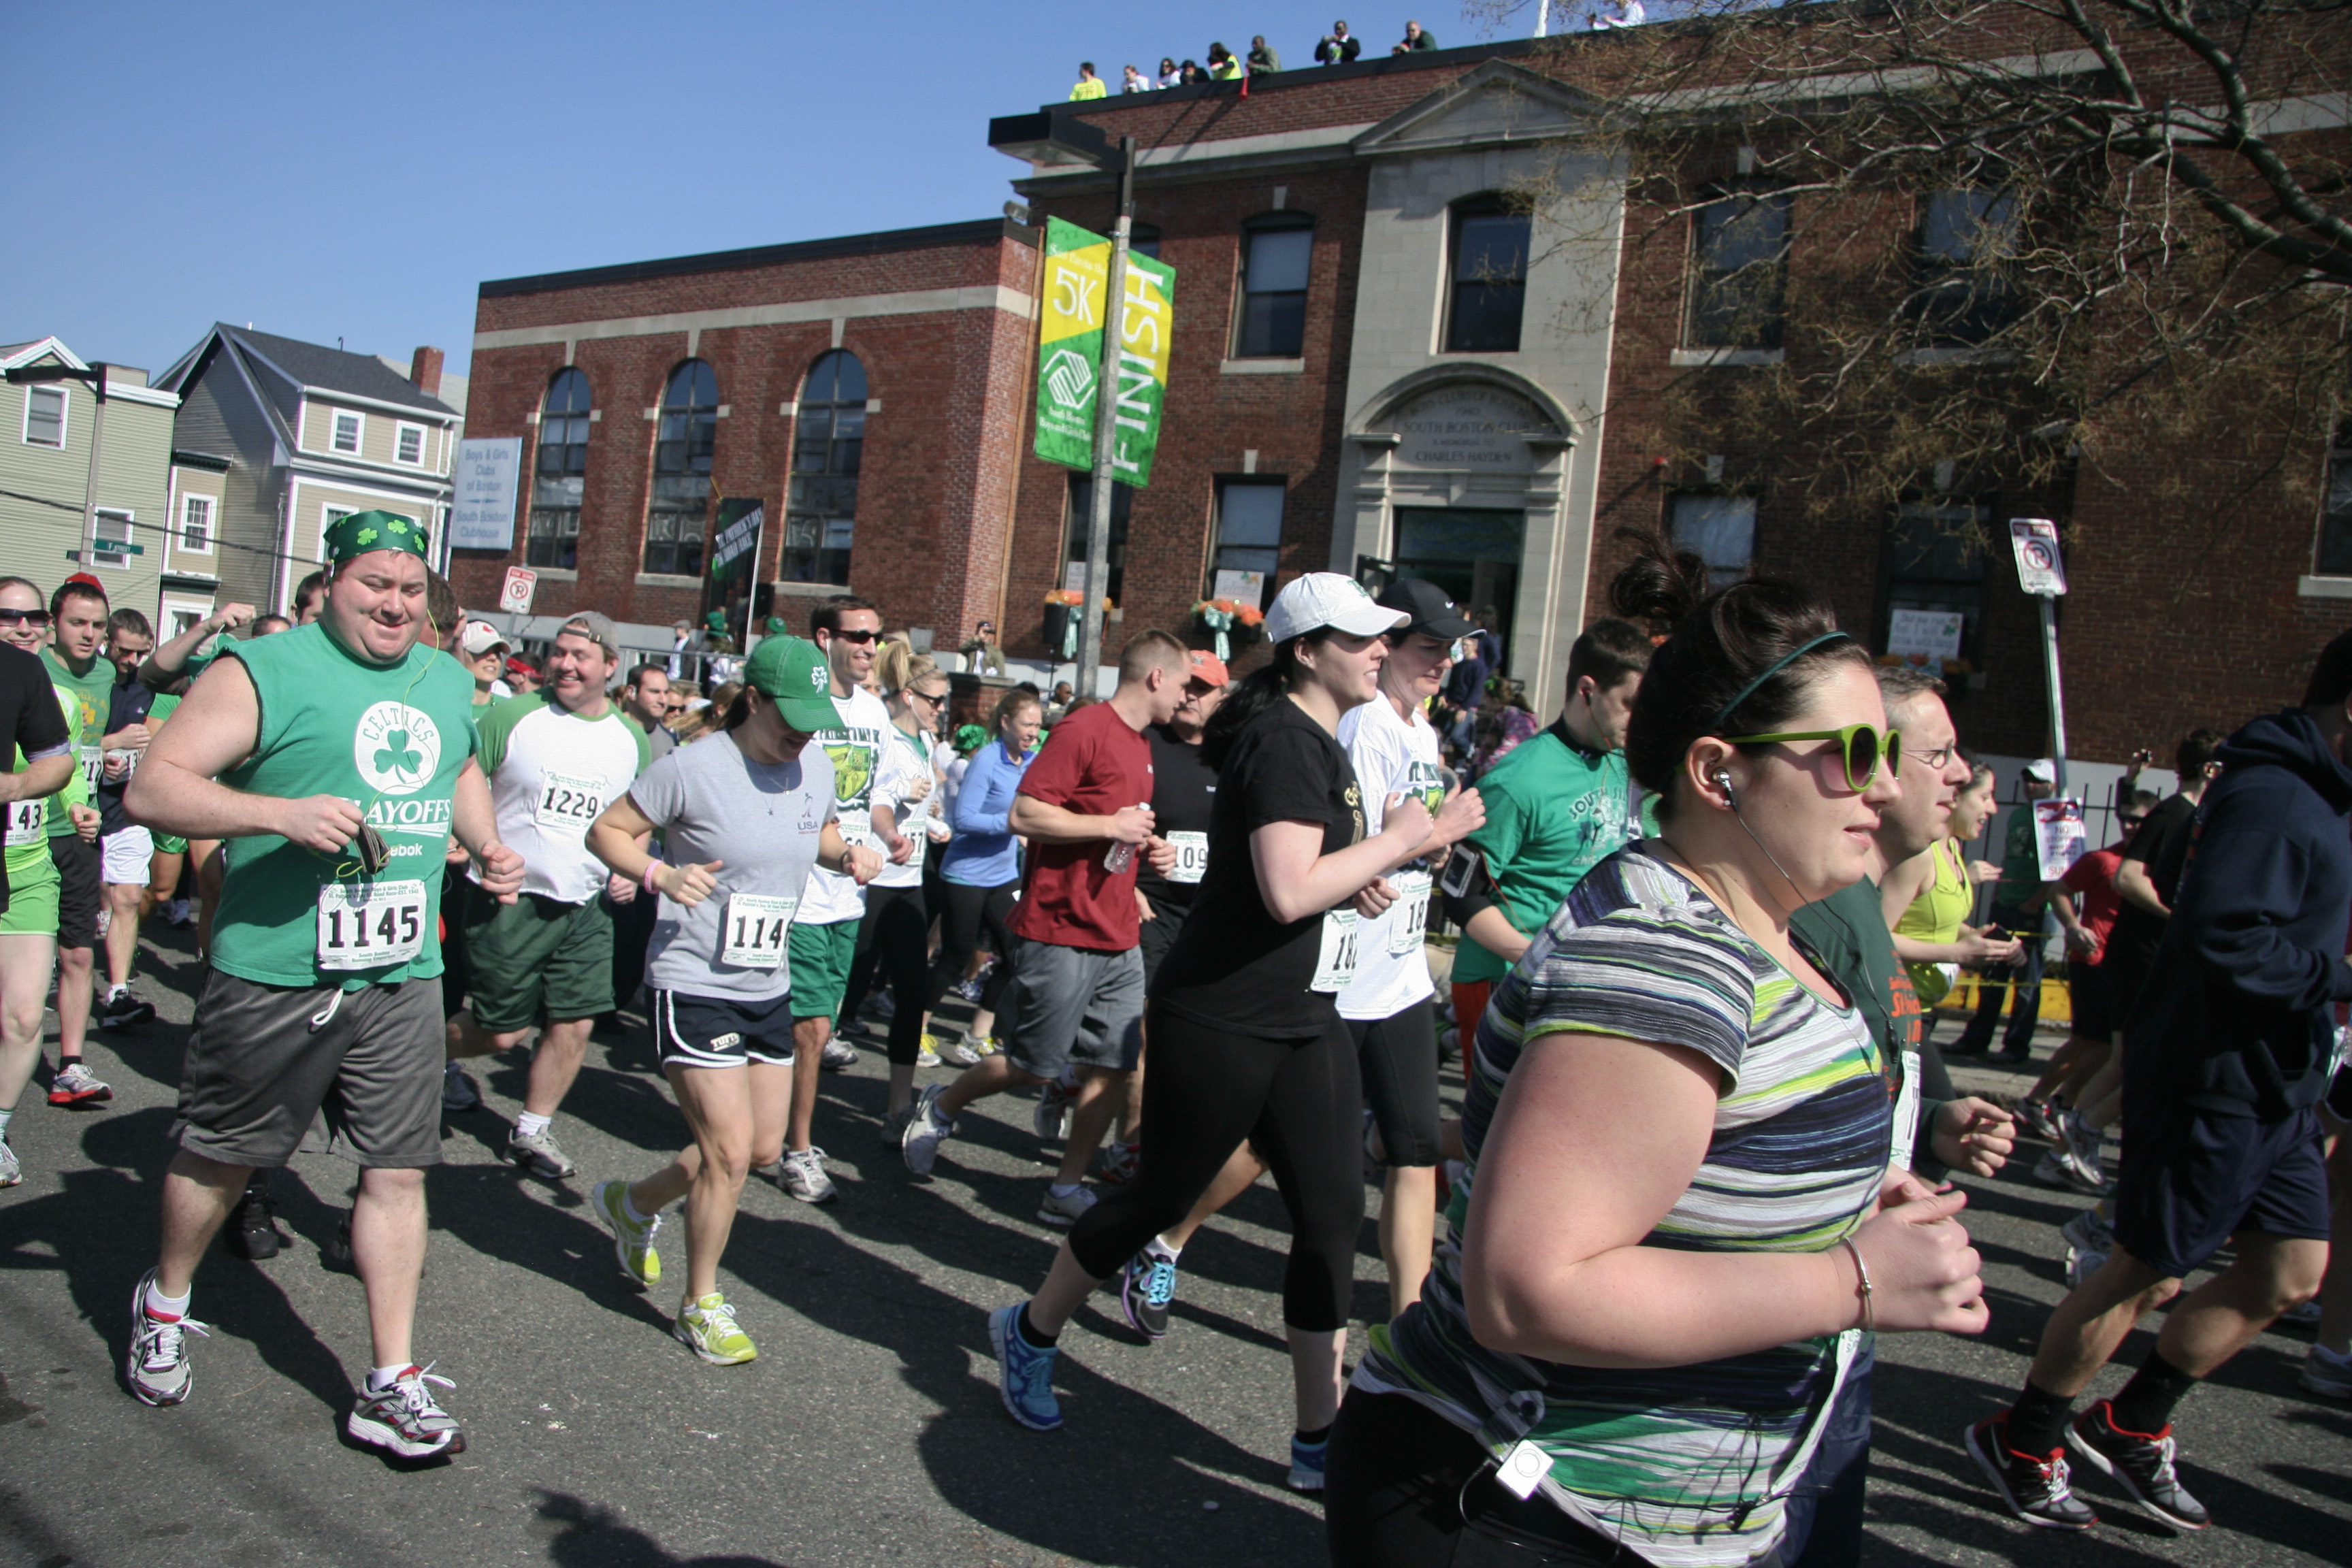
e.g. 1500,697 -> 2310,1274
316,879 -> 427,970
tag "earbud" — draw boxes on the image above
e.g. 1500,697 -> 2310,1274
1714,770 -> 1738,810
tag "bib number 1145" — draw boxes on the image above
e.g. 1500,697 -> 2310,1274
316,879 -> 427,970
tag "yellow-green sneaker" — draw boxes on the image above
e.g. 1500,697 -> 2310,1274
916,1034 -> 943,1068
674,1293 -> 757,1365
591,1180 -> 662,1288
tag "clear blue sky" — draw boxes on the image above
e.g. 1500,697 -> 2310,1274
3,1 -> 1603,385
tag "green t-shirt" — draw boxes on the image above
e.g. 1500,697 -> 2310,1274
1452,722 -> 1637,983
209,621 -> 479,991
40,646 -> 114,838
6,683 -> 86,874
1792,875 -> 1940,1175
1990,801 -> 2039,917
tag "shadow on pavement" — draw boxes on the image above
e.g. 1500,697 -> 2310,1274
534,1491 -> 787,1567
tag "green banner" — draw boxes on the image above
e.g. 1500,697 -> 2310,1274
1034,216 -> 1176,487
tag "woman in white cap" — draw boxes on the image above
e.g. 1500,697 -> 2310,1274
981,573 -> 1484,1489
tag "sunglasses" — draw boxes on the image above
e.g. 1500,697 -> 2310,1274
1723,722 -> 1902,793
909,688 -> 949,706
830,629 -> 880,645
0,609 -> 53,628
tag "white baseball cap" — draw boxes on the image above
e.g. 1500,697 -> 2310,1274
1264,572 -> 1408,644
458,619 -> 509,657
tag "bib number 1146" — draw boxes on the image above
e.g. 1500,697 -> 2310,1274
316,879 -> 427,970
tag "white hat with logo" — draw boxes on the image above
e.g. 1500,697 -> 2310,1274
1264,572 -> 1409,644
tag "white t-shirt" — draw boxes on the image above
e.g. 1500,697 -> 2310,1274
870,724 -> 947,890
794,685 -> 910,925
1335,695 -> 1448,1020
471,692 -> 651,905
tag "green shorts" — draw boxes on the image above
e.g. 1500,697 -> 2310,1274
1,853 -> 59,937
154,834 -> 188,856
461,890 -> 615,1030
787,918 -> 859,1024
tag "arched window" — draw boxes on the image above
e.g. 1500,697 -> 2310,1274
527,368 -> 591,568
645,360 -> 717,576
1235,213 -> 1314,359
782,350 -> 866,585
1445,196 -> 1531,353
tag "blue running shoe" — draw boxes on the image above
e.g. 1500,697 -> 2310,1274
988,1303 -> 1062,1431
1121,1250 -> 1179,1341
1288,1433 -> 1329,1492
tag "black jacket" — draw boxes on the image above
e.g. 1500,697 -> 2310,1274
2125,708 -> 2352,1117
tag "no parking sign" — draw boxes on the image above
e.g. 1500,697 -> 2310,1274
2010,518 -> 2068,596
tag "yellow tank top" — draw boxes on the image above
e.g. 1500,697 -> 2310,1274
1896,836 -> 1972,1004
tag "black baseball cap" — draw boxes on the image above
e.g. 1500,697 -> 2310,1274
1375,577 -> 1477,640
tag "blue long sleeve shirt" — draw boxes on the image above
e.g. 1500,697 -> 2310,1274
941,738 -> 1030,886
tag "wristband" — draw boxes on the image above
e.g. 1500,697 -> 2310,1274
1840,1236 -> 1874,1333
642,861 -> 664,897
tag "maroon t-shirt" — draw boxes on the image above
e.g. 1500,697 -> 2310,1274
1010,700 -> 1154,952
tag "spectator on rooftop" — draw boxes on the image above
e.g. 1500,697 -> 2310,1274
1247,35 -> 1281,72
1179,59 -> 1207,84
1158,56 -> 1181,86
1069,61 -> 1107,101
1316,20 -> 1362,64
1394,18 -> 1437,52
1592,0 -> 1647,25
1206,42 -> 1241,80
1121,63 -> 1150,93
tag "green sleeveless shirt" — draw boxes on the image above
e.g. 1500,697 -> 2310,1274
210,621 -> 478,990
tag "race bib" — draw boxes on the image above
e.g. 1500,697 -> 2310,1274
1166,830 -> 1209,885
1890,1047 -> 1923,1173
4,796 -> 44,849
533,770 -> 607,833
1386,870 -> 1433,956
719,892 -> 797,969
1311,908 -> 1362,993
78,745 -> 102,794
837,819 -> 881,853
315,878 -> 427,970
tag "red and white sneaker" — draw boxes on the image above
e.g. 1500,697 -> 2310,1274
48,1062 -> 112,1106
346,1364 -> 466,1458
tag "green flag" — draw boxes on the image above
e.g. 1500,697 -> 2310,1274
1034,216 -> 1176,487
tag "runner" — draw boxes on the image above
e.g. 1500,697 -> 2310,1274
920,690 -> 1039,1064
1888,757 -> 2013,1021
583,635 -> 879,1362
1330,540 -> 1986,1566
0,588 -> 78,1188
444,612 -> 650,1178
39,573 -> 118,1109
902,632 -> 1193,1226
1952,758 -> 2059,1060
93,608 -> 162,1032
983,576 -> 1482,1496
119,509 -> 525,1459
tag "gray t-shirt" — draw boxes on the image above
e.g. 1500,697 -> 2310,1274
630,731 -> 836,1002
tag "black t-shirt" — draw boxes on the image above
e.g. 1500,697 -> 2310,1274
2102,791 -> 2197,981
1137,722 -> 1219,909
97,675 -> 158,836
1152,699 -> 1366,1035
1,643 -> 76,911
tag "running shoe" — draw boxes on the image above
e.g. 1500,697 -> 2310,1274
125,1269 -> 210,1407
2013,1098 -> 2065,1144
47,1062 -> 112,1107
1288,1433 -> 1330,1493
987,1303 -> 1062,1431
223,1183 -> 284,1261
966,1035 -> 1002,1058
902,1085 -> 956,1177
1963,1413 -> 2098,1529
2060,1111 -> 2106,1183
2060,1205 -> 2114,1258
346,1364 -> 466,1457
2068,1401 -> 2209,1531
506,1126 -> 577,1180
942,1034 -> 981,1067
1033,1077 -> 1075,1144
774,1147 -> 838,1205
868,991 -> 897,1021
0,1133 -> 19,1188
1121,1250 -> 1179,1340
1092,1139 -> 1139,1185
164,898 -> 195,928
820,1039 -> 859,1072
838,1014 -> 875,1042
1038,1183 -> 1097,1227
2301,1345 -> 2352,1400
95,985 -> 156,1030
879,1102 -> 917,1147
2065,1246 -> 2108,1290
441,1062 -> 480,1111
915,1036 -> 942,1068
2034,1147 -> 2106,1196
674,1293 -> 757,1365
590,1180 -> 662,1288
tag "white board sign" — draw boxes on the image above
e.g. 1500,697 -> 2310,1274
2034,797 -> 2087,881
451,437 -> 523,552
498,566 -> 537,615
1886,608 -> 1964,665
2009,517 -> 2068,596
1212,569 -> 1267,608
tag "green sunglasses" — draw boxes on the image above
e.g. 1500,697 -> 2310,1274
1723,722 -> 1902,793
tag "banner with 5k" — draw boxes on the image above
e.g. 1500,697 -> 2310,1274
1034,216 -> 1177,487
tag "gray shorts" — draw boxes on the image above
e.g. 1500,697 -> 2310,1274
174,970 -> 444,1169
998,937 -> 1145,1081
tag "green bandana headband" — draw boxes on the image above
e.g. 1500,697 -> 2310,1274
325,509 -> 429,564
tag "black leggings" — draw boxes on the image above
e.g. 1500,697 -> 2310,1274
1351,998 -> 1441,1168
1066,1002 -> 1363,1333
839,883 -> 931,1066
1326,1388 -> 1631,1567
924,879 -> 1019,1019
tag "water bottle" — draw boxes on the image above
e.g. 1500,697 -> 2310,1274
1104,804 -> 1147,873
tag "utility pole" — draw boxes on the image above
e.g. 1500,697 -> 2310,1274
1073,135 -> 1137,698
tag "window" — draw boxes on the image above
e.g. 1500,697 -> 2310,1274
1235,216 -> 1313,359
529,368 -> 591,569
1445,197 -> 1531,353
2317,423 -> 2352,575
330,410 -> 363,454
1209,481 -> 1286,608
93,508 -> 131,569
1686,191 -> 1791,349
1911,189 -> 2019,346
180,494 -> 214,554
1130,223 -> 1162,261
1063,475 -> 1132,604
395,423 -> 425,466
1884,497 -> 1992,666
782,350 -> 866,585
1670,494 -> 1757,589
644,360 -> 718,577
23,385 -> 65,447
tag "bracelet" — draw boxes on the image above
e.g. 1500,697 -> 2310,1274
642,861 -> 664,897
1840,1236 -> 1875,1333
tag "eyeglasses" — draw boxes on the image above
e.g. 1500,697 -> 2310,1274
1909,742 -> 1957,771
2119,814 -> 2148,830
0,609 -> 52,628
909,688 -> 948,707
1723,722 -> 1901,793
829,628 -> 880,645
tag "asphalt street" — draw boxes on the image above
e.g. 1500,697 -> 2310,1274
1,920 -> 2345,1568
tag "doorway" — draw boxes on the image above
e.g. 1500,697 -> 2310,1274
1392,507 -> 1524,670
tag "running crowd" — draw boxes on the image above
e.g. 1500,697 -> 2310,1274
0,514 -> 2345,1565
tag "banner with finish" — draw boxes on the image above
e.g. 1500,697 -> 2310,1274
1034,216 -> 1176,487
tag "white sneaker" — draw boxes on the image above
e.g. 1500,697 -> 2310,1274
902,1085 -> 956,1177
774,1147 -> 837,1205
1033,1077 -> 1075,1144
125,1270 -> 210,1407
2059,1205 -> 2114,1256
820,1040 -> 859,1072
2035,1147 -> 2106,1196
1038,1183 -> 1098,1227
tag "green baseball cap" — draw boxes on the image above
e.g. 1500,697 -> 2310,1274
744,635 -> 840,732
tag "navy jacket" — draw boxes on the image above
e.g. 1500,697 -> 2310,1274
2125,708 -> 2352,1117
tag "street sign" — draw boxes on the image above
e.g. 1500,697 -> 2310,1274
498,566 -> 537,615
2009,517 -> 2068,596
451,438 -> 523,551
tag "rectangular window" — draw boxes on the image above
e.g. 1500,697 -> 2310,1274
1235,223 -> 1312,359
1063,475 -> 1132,604
1911,189 -> 2019,346
180,494 -> 214,554
1884,498 -> 1992,668
1686,193 -> 1791,350
1209,481 -> 1286,608
93,508 -> 131,569
395,423 -> 425,466
1393,508 -> 1525,662
1446,206 -> 1530,353
1670,493 -> 1757,590
24,385 -> 65,446
331,410 -> 363,454
2317,423 -> 2352,575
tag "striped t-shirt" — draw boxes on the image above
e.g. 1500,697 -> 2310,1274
1358,846 -> 1891,1567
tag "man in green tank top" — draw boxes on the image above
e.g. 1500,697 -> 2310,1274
120,511 -> 525,1460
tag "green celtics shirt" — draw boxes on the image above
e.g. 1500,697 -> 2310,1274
41,645 -> 114,838
210,621 -> 479,990
1452,720 -> 1639,985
